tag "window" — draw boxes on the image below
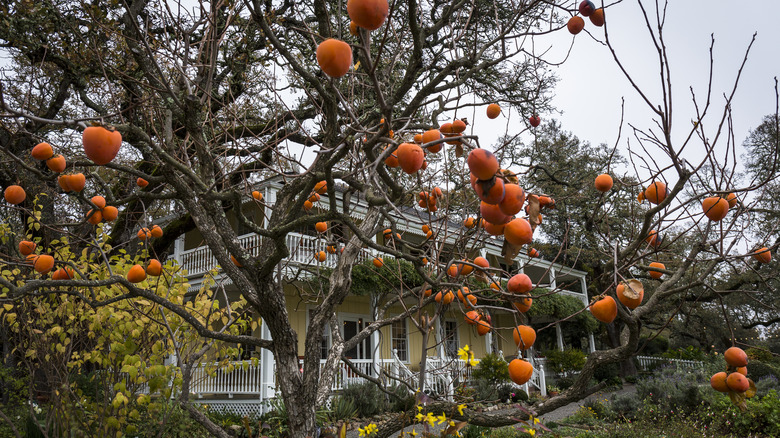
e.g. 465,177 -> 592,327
443,321 -> 458,358
392,320 -> 408,362
342,317 -> 372,360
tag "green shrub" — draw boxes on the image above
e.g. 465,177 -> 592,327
472,378 -> 501,401
388,385 -> 415,412
262,397 -> 290,437
609,392 -> 642,420
604,376 -> 623,388
756,374 -> 780,392
661,346 -> 706,361
0,365 -> 29,438
489,426 -> 524,438
130,401 -> 212,438
700,389 -> 780,437
261,397 -> 329,436
71,371 -> 103,403
568,404 -> 600,425
327,396 -> 358,421
340,381 -> 388,417
0,404 -> 26,438
624,375 -> 638,384
527,289 -> 599,333
496,384 -> 527,402
471,353 -> 510,383
635,368 -> 703,414
639,336 -> 668,356
592,362 -> 619,382
746,347 -> 775,363
582,398 -> 611,420
545,348 -> 586,374
206,409 -> 246,430
460,424 -> 491,438
24,415 -> 46,438
555,376 -> 574,390
747,361 -> 779,381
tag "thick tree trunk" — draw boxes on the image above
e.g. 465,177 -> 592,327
254,277 -> 319,438
275,348 -> 318,438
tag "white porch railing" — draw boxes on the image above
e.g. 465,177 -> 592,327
188,353 -> 552,418
636,355 -> 704,372
187,355 -> 548,400
191,361 -> 263,396
299,358 -> 397,391
177,232 -> 385,279
191,358 -> 398,398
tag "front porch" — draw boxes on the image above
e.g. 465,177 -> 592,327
189,353 -> 548,416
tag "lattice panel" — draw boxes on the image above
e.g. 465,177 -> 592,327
198,401 -> 269,417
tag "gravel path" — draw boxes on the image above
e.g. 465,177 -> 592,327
539,384 -> 636,423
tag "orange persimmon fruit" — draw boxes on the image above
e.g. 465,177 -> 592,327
316,39 -> 353,78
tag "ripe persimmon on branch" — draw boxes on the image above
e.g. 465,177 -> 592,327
0,0 -> 778,436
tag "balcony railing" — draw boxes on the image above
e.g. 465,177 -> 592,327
177,232 -> 383,279
175,233 -> 586,301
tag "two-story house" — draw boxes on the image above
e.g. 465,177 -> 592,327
168,176 -> 593,416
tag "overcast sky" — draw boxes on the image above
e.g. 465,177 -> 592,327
537,1 -> 779,177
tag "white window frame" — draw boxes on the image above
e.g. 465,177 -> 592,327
391,318 -> 409,363
338,312 -> 373,360
443,320 -> 459,359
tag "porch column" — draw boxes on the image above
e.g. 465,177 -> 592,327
485,331 -> 493,355
173,235 -> 185,264
579,277 -> 596,353
370,296 -> 381,380
549,267 -> 557,290
260,318 -> 275,401
434,318 -> 445,358
555,323 -> 564,351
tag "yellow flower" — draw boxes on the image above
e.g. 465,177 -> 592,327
468,357 -> 479,367
436,413 -> 447,425
533,417 -> 540,424
457,345 -> 470,361
525,427 -> 536,436
359,423 -> 378,437
408,431 -> 417,437
425,413 -> 436,427
457,404 -> 466,416
415,413 -> 425,422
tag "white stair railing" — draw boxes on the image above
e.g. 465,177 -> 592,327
499,350 -> 547,397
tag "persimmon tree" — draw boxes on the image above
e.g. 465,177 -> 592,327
0,0 -> 778,437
